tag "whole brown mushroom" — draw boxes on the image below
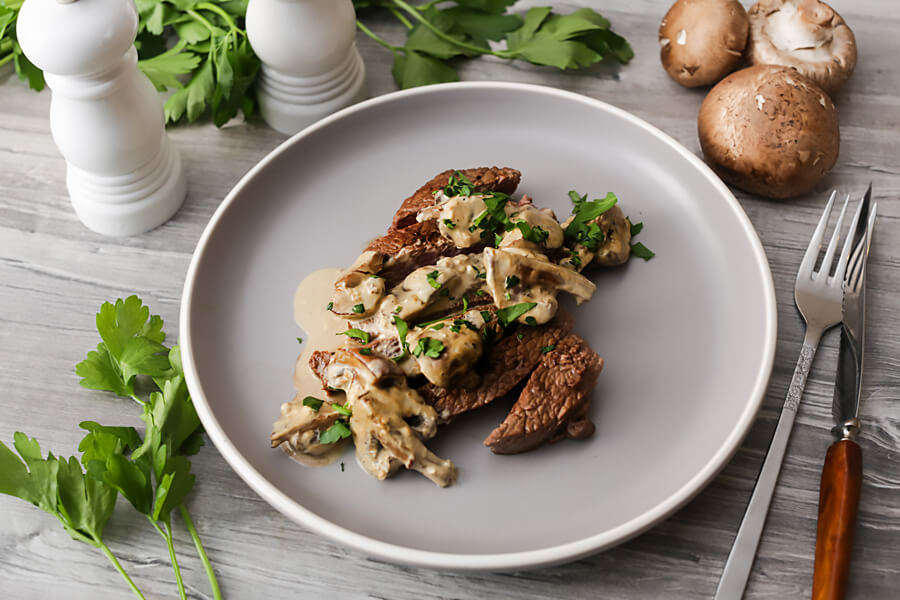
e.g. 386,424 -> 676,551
659,0 -> 749,88
698,64 -> 840,199
747,0 -> 857,93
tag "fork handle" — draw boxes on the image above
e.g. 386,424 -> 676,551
813,439 -> 862,600
715,330 -> 822,600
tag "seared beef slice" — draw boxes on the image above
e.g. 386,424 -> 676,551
418,311 -> 574,422
389,166 -> 522,231
366,167 -> 522,285
484,334 -> 603,454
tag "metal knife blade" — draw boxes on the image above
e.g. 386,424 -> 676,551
832,185 -> 876,438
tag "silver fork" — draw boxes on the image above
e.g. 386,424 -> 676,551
715,191 -> 865,599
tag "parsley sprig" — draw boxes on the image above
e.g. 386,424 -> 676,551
564,190 -> 618,250
354,1 -> 633,89
1,296 -> 221,600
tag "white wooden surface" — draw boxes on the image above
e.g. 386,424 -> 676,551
1,1 -> 899,598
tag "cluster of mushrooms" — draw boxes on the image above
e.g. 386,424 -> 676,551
659,0 -> 857,199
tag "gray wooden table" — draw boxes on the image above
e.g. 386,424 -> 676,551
1,1 -> 898,598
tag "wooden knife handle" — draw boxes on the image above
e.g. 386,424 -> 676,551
812,438 -> 862,600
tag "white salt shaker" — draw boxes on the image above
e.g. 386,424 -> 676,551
246,0 -> 367,135
17,0 -> 186,236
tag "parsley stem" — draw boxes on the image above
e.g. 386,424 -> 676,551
98,542 -> 147,600
389,0 -> 504,58
179,504 -> 222,600
186,8 -> 218,34
150,518 -> 188,600
196,2 -> 239,33
356,20 -> 402,54
389,7 -> 414,29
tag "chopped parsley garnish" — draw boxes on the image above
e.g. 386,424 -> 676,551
338,328 -> 370,344
426,270 -> 442,289
476,272 -> 487,280
369,273 -> 381,279
494,232 -> 503,246
564,190 -> 618,251
497,302 -> 537,327
443,219 -> 457,229
331,402 -> 352,416
359,347 -> 373,356
443,171 -> 475,197
568,249 -> 583,268
296,337 -> 303,344
302,396 -> 324,411
394,316 -> 410,359
505,275 -> 520,288
514,221 -> 550,245
630,241 -> 655,260
541,345 -> 556,354
394,306 -> 402,314
504,292 -> 511,300
524,316 -> 538,327
319,420 -> 351,444
454,318 -> 477,331
438,287 -> 450,297
475,289 -> 487,295
462,295 -> 469,311
480,310 -> 492,322
340,462 -> 345,472
412,337 -> 445,359
430,323 -> 444,330
517,333 -> 524,340
352,303 -> 365,314
326,302 -> 334,311
630,220 -> 644,236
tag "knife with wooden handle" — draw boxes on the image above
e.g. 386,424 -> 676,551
812,186 -> 876,600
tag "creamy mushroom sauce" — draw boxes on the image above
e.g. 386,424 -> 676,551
272,188 -> 626,486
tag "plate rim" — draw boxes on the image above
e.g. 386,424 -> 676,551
180,81 -> 777,571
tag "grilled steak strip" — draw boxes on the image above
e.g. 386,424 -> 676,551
417,311 -> 574,422
483,333 -> 602,455
389,166 -> 522,231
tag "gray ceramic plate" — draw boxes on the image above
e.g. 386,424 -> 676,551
181,82 -> 777,571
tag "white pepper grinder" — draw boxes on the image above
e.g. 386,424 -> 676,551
246,0 -> 367,135
17,0 -> 186,236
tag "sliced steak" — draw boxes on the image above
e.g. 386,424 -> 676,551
390,166 -> 522,231
418,311 -> 574,421
366,219 -> 465,286
483,333 -> 602,455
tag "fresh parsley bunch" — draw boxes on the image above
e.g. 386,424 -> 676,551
0,296 -> 221,600
353,0 -> 634,89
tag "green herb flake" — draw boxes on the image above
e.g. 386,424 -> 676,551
426,270 -> 442,289
331,402 -> 352,417
505,275 -> 520,288
443,219 -> 457,230
541,345 -> 556,354
630,220 -> 644,236
412,337 -> 445,359
326,302 -> 334,311
338,328 -> 370,344
564,191 -> 618,251
496,302 -> 538,327
394,316 -> 410,357
569,249 -> 583,268
462,295 -> 469,312
524,316 -> 538,327
630,241 -> 655,260
475,289 -> 487,296
302,396 -> 324,411
480,310 -> 492,322
517,333 -> 525,340
359,347 -> 373,356
394,306 -> 402,314
296,337 -> 303,344
430,324 -> 445,330
352,303 -> 365,314
318,421 -> 352,444
340,461 -> 345,472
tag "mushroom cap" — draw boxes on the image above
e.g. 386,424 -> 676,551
698,64 -> 840,199
659,0 -> 749,88
747,0 -> 857,93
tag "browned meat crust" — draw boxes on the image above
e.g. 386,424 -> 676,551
483,334 -> 602,455
418,311 -> 574,422
366,220 -> 465,285
389,167 -> 522,231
